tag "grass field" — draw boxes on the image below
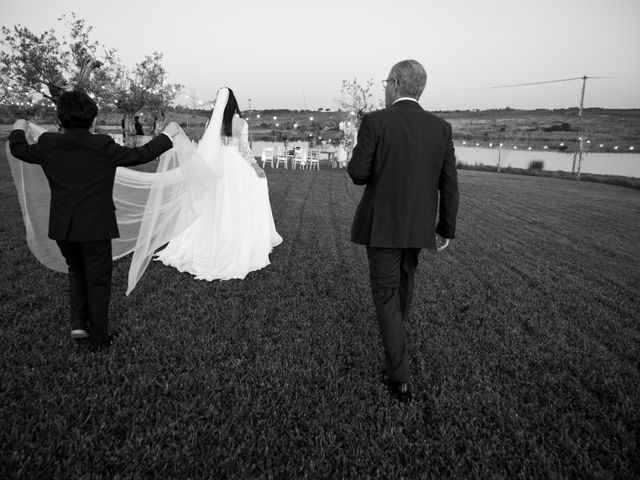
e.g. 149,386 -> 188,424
1,149 -> 639,478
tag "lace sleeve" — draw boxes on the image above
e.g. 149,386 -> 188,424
239,120 -> 257,166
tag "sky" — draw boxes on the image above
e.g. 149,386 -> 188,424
2,0 -> 640,111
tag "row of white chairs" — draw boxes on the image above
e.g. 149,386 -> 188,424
261,148 -> 321,170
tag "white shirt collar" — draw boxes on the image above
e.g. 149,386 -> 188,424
393,97 -> 419,105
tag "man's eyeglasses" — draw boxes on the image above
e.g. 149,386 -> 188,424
382,78 -> 398,88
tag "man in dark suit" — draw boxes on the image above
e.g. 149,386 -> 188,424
134,116 -> 144,136
9,89 -> 179,350
348,60 -> 459,402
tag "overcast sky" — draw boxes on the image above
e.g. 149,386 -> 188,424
2,0 -> 639,111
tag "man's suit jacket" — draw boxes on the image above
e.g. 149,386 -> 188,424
9,128 -> 173,241
348,100 -> 459,249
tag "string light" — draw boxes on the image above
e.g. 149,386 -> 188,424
6,77 -> 638,154
441,140 -> 635,154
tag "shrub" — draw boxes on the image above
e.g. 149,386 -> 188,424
543,122 -> 572,132
528,159 -> 544,171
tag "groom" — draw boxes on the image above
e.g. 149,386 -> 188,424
348,60 -> 459,402
9,89 -> 179,351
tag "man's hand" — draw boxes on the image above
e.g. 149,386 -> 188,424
436,234 -> 450,251
162,121 -> 180,139
12,119 -> 28,131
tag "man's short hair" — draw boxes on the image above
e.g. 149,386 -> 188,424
57,90 -> 98,129
391,60 -> 427,99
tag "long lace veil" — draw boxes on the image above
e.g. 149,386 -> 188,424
194,87 -> 228,176
5,104 -> 224,294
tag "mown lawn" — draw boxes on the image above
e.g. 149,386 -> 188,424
1,150 -> 639,478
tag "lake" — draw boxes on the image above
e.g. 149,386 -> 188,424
249,141 -> 640,178
454,146 -> 640,178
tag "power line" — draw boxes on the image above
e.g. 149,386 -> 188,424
484,75 -> 640,90
434,75 -> 640,93
486,77 -> 589,89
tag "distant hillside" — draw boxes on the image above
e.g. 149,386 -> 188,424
1,106 -> 638,152
439,108 -> 640,153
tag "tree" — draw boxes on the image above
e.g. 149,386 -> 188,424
0,74 -> 53,118
0,13 -> 116,111
112,52 -> 182,139
0,76 -> 12,104
337,78 -> 382,159
0,75 -> 26,106
340,78 -> 382,121
135,52 -> 182,135
1,14 -> 181,137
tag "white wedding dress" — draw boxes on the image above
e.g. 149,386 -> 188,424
155,90 -> 282,280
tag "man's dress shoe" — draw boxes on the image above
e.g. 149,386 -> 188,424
387,381 -> 412,403
71,329 -> 89,340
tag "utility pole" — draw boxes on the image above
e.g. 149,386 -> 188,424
577,75 -> 587,181
578,75 -> 587,117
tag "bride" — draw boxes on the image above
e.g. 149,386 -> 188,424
155,87 -> 282,280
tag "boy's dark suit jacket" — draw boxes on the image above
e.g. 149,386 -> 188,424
348,100 -> 459,249
9,128 -> 173,241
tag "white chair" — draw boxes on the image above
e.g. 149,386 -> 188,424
292,149 -> 307,170
261,148 -> 275,168
308,149 -> 320,170
275,148 -> 288,169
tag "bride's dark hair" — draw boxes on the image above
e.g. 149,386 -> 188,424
221,88 -> 242,137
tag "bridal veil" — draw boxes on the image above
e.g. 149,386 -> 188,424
5,88 -> 230,294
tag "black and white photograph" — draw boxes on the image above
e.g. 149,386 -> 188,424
1,0 -> 639,477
